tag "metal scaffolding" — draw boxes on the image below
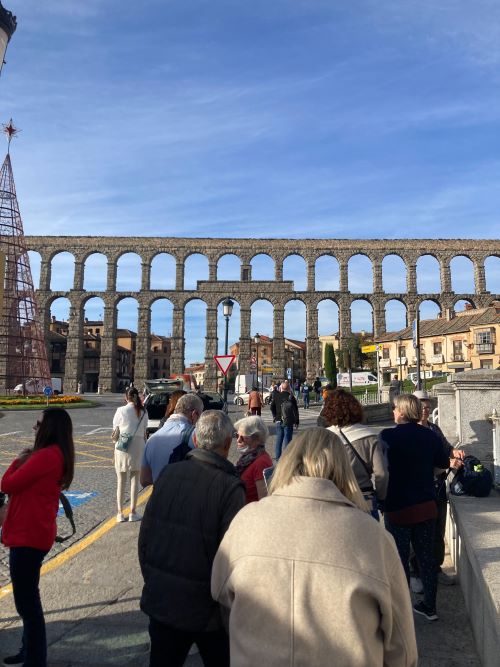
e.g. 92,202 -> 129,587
0,120 -> 51,394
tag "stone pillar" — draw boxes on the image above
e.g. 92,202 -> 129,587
407,263 -> 417,293
440,260 -> 452,293
39,257 -> 52,291
372,304 -> 385,338
141,261 -> 151,291
275,259 -> 283,282
306,302 -> 320,379
272,305 -> 286,378
204,307 -> 218,391
436,370 -> 500,469
241,263 -> 252,282
99,305 -> 117,392
239,306 -> 252,375
170,306 -> 185,375
338,299 -> 351,341
64,302 -> 84,394
175,257 -> 185,291
339,261 -> 348,293
106,260 -> 117,292
73,261 -> 84,291
208,259 -> 217,282
134,305 -> 151,389
474,259 -> 486,294
407,301 -> 417,328
372,260 -> 383,293
37,296 -> 52,361
306,258 -> 315,292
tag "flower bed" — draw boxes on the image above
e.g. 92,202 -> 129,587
0,395 -> 91,407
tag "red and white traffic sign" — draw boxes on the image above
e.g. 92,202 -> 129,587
214,355 -> 235,376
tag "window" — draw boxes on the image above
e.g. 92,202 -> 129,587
382,348 -> 390,359
433,342 -> 442,355
452,340 -> 463,361
398,346 -> 406,358
480,359 -> 493,369
476,330 -> 491,345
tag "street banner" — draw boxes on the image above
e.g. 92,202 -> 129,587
361,344 -> 378,354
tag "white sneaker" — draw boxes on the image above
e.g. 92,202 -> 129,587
410,576 -> 424,594
116,513 -> 126,523
128,512 -> 141,522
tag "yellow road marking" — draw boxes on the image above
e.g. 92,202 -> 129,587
75,449 -> 111,462
0,486 -> 152,601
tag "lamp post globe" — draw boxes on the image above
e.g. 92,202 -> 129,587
0,2 -> 17,77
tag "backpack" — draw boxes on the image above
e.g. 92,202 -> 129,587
449,455 -> 493,498
281,396 -> 295,424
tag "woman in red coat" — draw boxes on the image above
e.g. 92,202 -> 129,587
1,408 -> 75,667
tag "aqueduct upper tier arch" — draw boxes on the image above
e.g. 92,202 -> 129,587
26,236 -> 500,391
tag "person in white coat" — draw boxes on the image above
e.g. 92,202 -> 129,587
212,428 -> 418,667
112,387 -> 147,522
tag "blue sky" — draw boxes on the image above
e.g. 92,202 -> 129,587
3,0 -> 500,364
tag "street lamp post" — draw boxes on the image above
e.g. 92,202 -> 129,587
222,297 -> 233,402
397,336 -> 403,393
0,2 -> 17,77
254,333 -> 261,393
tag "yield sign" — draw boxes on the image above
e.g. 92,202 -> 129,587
214,355 -> 235,376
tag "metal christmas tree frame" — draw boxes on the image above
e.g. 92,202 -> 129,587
0,120 -> 51,394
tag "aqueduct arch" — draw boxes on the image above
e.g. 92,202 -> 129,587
26,236 -> 500,392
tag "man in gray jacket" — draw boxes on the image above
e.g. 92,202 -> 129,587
138,410 -> 245,667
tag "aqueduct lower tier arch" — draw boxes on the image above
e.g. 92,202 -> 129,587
26,236 -> 500,392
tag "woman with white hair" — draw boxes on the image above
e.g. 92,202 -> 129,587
233,416 -> 273,503
212,428 -> 417,667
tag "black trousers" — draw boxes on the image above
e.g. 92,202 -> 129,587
148,617 -> 230,667
385,517 -> 438,610
9,546 -> 48,667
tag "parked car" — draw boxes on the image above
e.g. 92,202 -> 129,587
144,389 -> 227,437
233,388 -> 271,406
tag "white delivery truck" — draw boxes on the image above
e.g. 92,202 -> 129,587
337,372 -> 378,387
234,373 -> 272,395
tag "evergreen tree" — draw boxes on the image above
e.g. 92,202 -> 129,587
324,343 -> 337,387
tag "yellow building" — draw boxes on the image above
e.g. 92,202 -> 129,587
375,302 -> 500,383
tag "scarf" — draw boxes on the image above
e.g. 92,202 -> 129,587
235,445 -> 266,476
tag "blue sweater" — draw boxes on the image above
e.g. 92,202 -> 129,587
381,422 -> 450,512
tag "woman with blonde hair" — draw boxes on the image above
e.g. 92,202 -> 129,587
212,428 -> 417,667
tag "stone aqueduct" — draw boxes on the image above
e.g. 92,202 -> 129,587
26,236 -> 500,392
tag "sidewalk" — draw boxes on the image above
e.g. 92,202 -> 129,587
0,506 -> 481,666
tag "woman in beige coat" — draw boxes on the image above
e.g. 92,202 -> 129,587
112,387 -> 147,523
212,428 -> 417,667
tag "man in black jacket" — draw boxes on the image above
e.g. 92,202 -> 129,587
138,410 -> 245,667
270,380 -> 299,460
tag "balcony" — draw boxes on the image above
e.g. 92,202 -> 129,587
396,357 -> 407,365
476,343 -> 494,354
379,358 -> 392,368
431,354 -> 444,364
452,354 -> 464,362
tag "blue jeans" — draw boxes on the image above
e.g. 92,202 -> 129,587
274,422 -> 294,460
10,546 -> 48,667
303,394 -> 309,408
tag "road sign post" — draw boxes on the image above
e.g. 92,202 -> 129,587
43,385 -> 53,406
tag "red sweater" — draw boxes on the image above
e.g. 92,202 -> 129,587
1,445 -> 64,551
240,452 -> 273,504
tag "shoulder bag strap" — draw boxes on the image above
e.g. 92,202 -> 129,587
130,410 -> 145,438
339,428 -> 372,477
55,493 -> 76,543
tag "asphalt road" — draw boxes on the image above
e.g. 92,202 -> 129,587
0,394 -> 324,587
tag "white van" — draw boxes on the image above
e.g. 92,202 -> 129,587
337,372 -> 378,387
